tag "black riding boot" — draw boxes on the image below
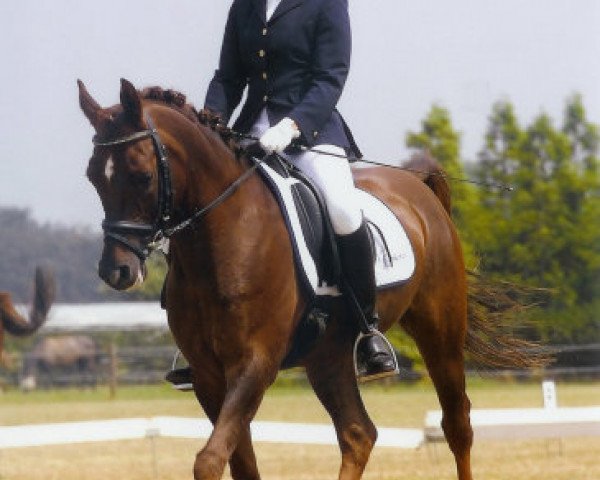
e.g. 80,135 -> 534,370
165,367 -> 193,391
336,221 -> 398,381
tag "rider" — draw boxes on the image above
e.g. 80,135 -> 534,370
167,0 -> 397,385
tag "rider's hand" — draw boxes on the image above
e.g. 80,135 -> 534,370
259,118 -> 300,154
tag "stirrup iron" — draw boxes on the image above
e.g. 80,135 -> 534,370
168,350 -> 193,392
353,330 -> 400,382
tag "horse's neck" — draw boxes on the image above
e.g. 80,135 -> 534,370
179,128 -> 246,212
168,122 -> 271,280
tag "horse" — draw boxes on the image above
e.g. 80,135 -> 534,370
1,267 -> 55,366
20,334 -> 98,390
78,78 -> 531,480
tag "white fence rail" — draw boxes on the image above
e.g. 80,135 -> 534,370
2,407 -> 599,451
424,406 -> 600,442
0,417 -> 424,450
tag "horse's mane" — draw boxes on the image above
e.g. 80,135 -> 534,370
141,86 -> 240,153
141,87 -> 201,125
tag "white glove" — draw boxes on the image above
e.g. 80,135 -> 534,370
259,117 -> 300,154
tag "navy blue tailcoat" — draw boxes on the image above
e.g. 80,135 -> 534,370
204,0 -> 361,156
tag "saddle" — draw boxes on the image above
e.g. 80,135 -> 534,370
258,154 -> 341,294
255,154 -> 415,368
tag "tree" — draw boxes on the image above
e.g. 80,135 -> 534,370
474,101 -> 524,268
474,97 -> 600,342
560,96 -> 600,336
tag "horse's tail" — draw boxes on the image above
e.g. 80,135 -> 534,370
403,152 -> 452,216
1,267 -> 55,336
465,271 -> 554,369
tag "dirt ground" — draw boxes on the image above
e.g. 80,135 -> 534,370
1,436 -> 600,480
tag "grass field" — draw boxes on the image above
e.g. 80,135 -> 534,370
0,378 -> 599,479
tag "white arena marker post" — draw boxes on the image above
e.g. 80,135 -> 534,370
542,379 -> 558,409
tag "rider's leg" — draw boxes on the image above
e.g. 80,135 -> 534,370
291,146 -> 397,380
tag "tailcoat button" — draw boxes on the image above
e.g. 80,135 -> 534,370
258,49 -> 265,57
262,28 -> 268,36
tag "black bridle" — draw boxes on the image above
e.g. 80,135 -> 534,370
93,115 -> 173,261
92,114 -> 263,261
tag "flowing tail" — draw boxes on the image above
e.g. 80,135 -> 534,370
465,271 -> 553,369
404,152 -> 552,369
1,266 -> 56,336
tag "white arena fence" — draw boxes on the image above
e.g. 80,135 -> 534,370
424,406 -> 600,442
0,417 -> 424,450
1,406 -> 599,451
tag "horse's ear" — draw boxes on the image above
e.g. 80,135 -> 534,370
120,78 -> 143,127
78,79 -> 104,128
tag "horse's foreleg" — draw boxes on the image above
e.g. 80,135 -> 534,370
193,356 -> 274,480
305,332 -> 376,480
196,384 -> 260,480
228,425 -> 260,480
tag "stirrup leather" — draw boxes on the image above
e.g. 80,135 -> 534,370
353,330 -> 400,382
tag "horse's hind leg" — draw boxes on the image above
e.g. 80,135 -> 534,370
305,328 -> 377,480
405,302 -> 473,480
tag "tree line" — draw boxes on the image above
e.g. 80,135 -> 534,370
0,208 -> 110,302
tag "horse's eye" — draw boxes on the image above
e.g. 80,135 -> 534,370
131,172 -> 153,189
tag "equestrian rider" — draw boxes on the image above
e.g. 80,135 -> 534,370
169,0 -> 397,383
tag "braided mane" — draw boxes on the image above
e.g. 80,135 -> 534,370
141,86 -> 239,151
141,86 -> 200,125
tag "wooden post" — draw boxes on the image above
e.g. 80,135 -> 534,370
109,342 -> 118,399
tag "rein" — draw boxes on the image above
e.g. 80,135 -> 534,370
93,114 -> 263,260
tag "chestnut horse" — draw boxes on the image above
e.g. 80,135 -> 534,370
1,267 -> 55,365
79,79 -> 524,480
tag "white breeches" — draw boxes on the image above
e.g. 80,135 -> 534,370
250,110 -> 363,235
284,146 -> 363,235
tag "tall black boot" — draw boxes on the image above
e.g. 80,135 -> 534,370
336,221 -> 398,381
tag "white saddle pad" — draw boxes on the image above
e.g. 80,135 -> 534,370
257,161 -> 415,297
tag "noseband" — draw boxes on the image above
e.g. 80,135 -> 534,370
92,114 -> 264,262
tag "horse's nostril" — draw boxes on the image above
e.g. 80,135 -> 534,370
119,265 -> 131,282
98,261 -> 134,289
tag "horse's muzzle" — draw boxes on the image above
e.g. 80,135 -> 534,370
98,256 -> 146,291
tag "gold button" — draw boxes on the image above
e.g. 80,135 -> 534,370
262,28 -> 268,36
258,49 -> 265,57
262,72 -> 267,80
263,95 -> 268,102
